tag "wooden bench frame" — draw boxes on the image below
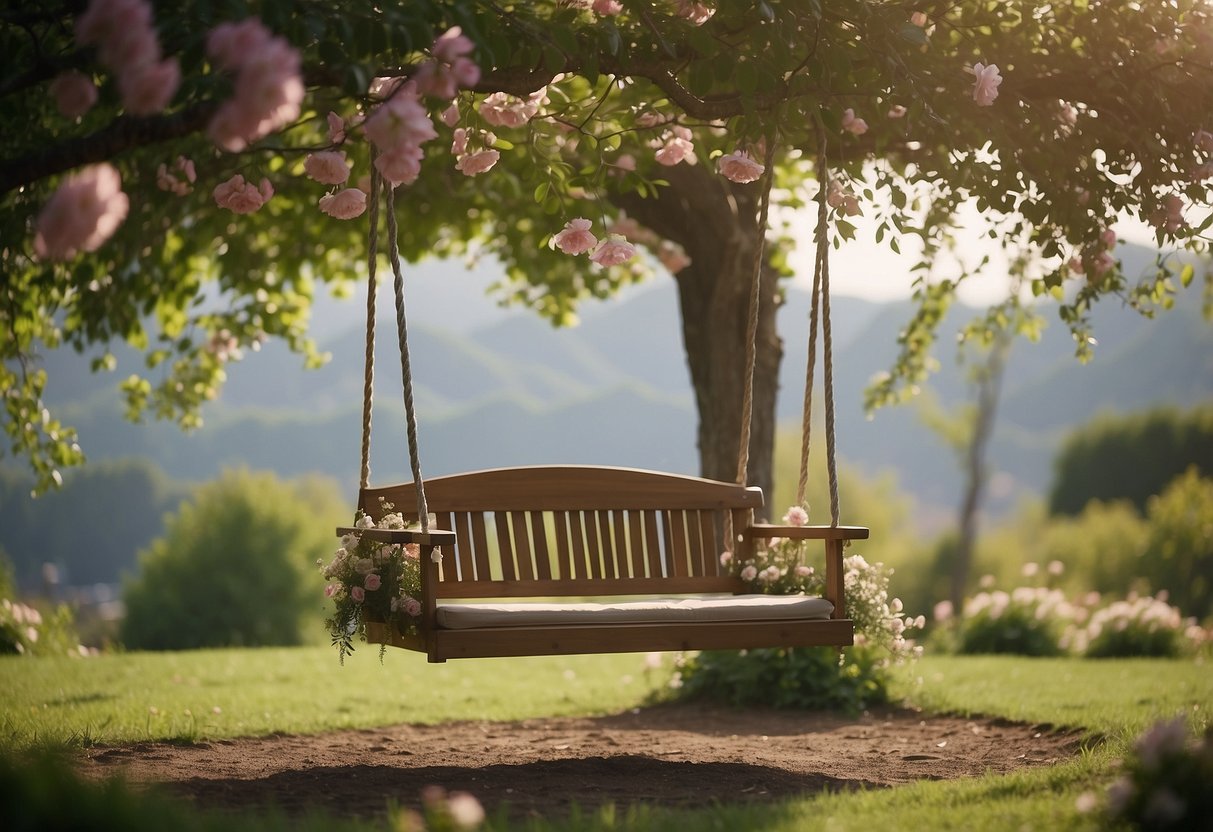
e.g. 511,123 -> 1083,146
342,465 -> 867,662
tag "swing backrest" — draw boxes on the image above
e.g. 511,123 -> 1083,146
358,465 -> 762,599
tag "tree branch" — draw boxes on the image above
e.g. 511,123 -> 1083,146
0,102 -> 216,196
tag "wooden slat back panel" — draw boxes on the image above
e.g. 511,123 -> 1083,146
357,466 -> 763,598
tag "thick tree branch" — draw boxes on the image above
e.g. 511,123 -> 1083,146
0,102 -> 216,196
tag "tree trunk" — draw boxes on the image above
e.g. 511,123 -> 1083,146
951,333 -> 1012,614
612,164 -> 782,511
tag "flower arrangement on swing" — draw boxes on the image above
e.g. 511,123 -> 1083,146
319,501 -> 439,660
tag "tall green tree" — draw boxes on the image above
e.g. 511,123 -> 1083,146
4,1 -> 1211,506
121,468 -> 344,650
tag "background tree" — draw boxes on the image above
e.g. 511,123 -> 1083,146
4,1 -> 1212,509
1048,404 -> 1213,516
120,468 -> 344,650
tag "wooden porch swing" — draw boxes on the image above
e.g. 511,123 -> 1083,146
339,139 -> 867,663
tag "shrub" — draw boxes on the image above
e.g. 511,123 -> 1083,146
677,509 -> 922,712
121,469 -> 346,650
1095,717 -> 1213,831
1080,595 -> 1186,658
1142,468 -> 1213,621
0,553 -> 88,656
942,586 -> 1071,656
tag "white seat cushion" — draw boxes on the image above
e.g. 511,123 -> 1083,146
435,594 -> 834,630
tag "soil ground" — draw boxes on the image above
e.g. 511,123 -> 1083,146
78,703 -> 1084,823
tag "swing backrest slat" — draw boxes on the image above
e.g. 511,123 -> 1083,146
359,465 -> 762,599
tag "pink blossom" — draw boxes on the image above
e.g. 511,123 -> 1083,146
740,565 -> 758,581
432,27 -> 475,62
364,573 -> 382,591
1100,228 -> 1116,249
49,71 -> 98,119
34,163 -> 130,261
351,586 -> 365,603
76,0 -> 152,46
887,104 -> 907,119
657,240 -> 691,273
1153,194 -> 1186,233
607,214 -> 654,245
456,149 -> 500,176
1092,250 -> 1115,277
654,127 -> 695,166
327,111 -> 346,143
719,551 -> 733,566
676,1 -> 715,24
635,111 -> 665,129
212,174 -> 272,214
205,19 -> 272,72
156,156 -> 196,195
118,57 -> 180,115
970,62 -> 1002,106
1067,256 -> 1084,274
206,21 -> 303,152
403,597 -> 422,616
99,23 -> 159,78
318,188 -> 367,220
479,90 -> 545,128
784,506 -> 809,526
614,153 -> 637,171
451,127 -> 469,156
593,0 -> 624,13
841,108 -> 868,135
374,145 -> 424,186
826,181 -> 861,216
441,103 -> 460,127
304,151 -> 351,185
910,11 -> 928,27
364,92 -> 438,151
717,150 -> 764,183
447,793 -> 486,829
589,234 -> 636,267
551,218 -> 598,255
324,583 -> 339,598
1059,101 -> 1078,127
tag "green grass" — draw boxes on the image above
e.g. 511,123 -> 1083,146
0,647 -> 667,748
3,649 -> 1211,830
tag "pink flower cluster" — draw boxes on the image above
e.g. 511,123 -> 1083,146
480,90 -> 547,128
361,29 -> 480,186
212,174 -> 273,214
551,219 -> 637,266
1152,194 -> 1186,234
1068,227 -> 1117,279
318,189 -> 367,220
34,163 -> 130,261
206,19 -> 303,152
75,0 -> 180,116
304,151 -> 351,185
826,180 -> 861,216
592,0 -> 624,14
412,26 -> 481,99
717,150 -> 765,184
654,126 -> 696,166
451,128 -> 500,176
841,108 -> 868,135
49,71 -> 98,119
970,62 -> 1002,106
156,156 -> 196,195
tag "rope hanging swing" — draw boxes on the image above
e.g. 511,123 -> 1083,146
337,137 -> 867,663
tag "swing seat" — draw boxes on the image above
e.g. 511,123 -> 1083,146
344,465 -> 865,662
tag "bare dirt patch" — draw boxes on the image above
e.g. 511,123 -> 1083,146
78,703 -> 1083,822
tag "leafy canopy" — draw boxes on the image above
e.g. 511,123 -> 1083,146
4,0 -> 1212,491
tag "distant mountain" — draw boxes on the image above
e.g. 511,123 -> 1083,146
18,244 -> 1213,526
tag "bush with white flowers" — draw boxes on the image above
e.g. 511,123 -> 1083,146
676,506 -> 922,711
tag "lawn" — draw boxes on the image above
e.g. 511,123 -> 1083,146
2,649 -> 1210,830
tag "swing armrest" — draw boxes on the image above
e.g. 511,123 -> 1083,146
743,524 -> 869,541
336,527 -> 458,546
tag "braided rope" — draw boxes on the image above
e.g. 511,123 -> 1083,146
359,163 -> 382,491
734,135 -> 780,488
801,126 -> 841,526
383,182 -> 431,532
723,134 -> 779,549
